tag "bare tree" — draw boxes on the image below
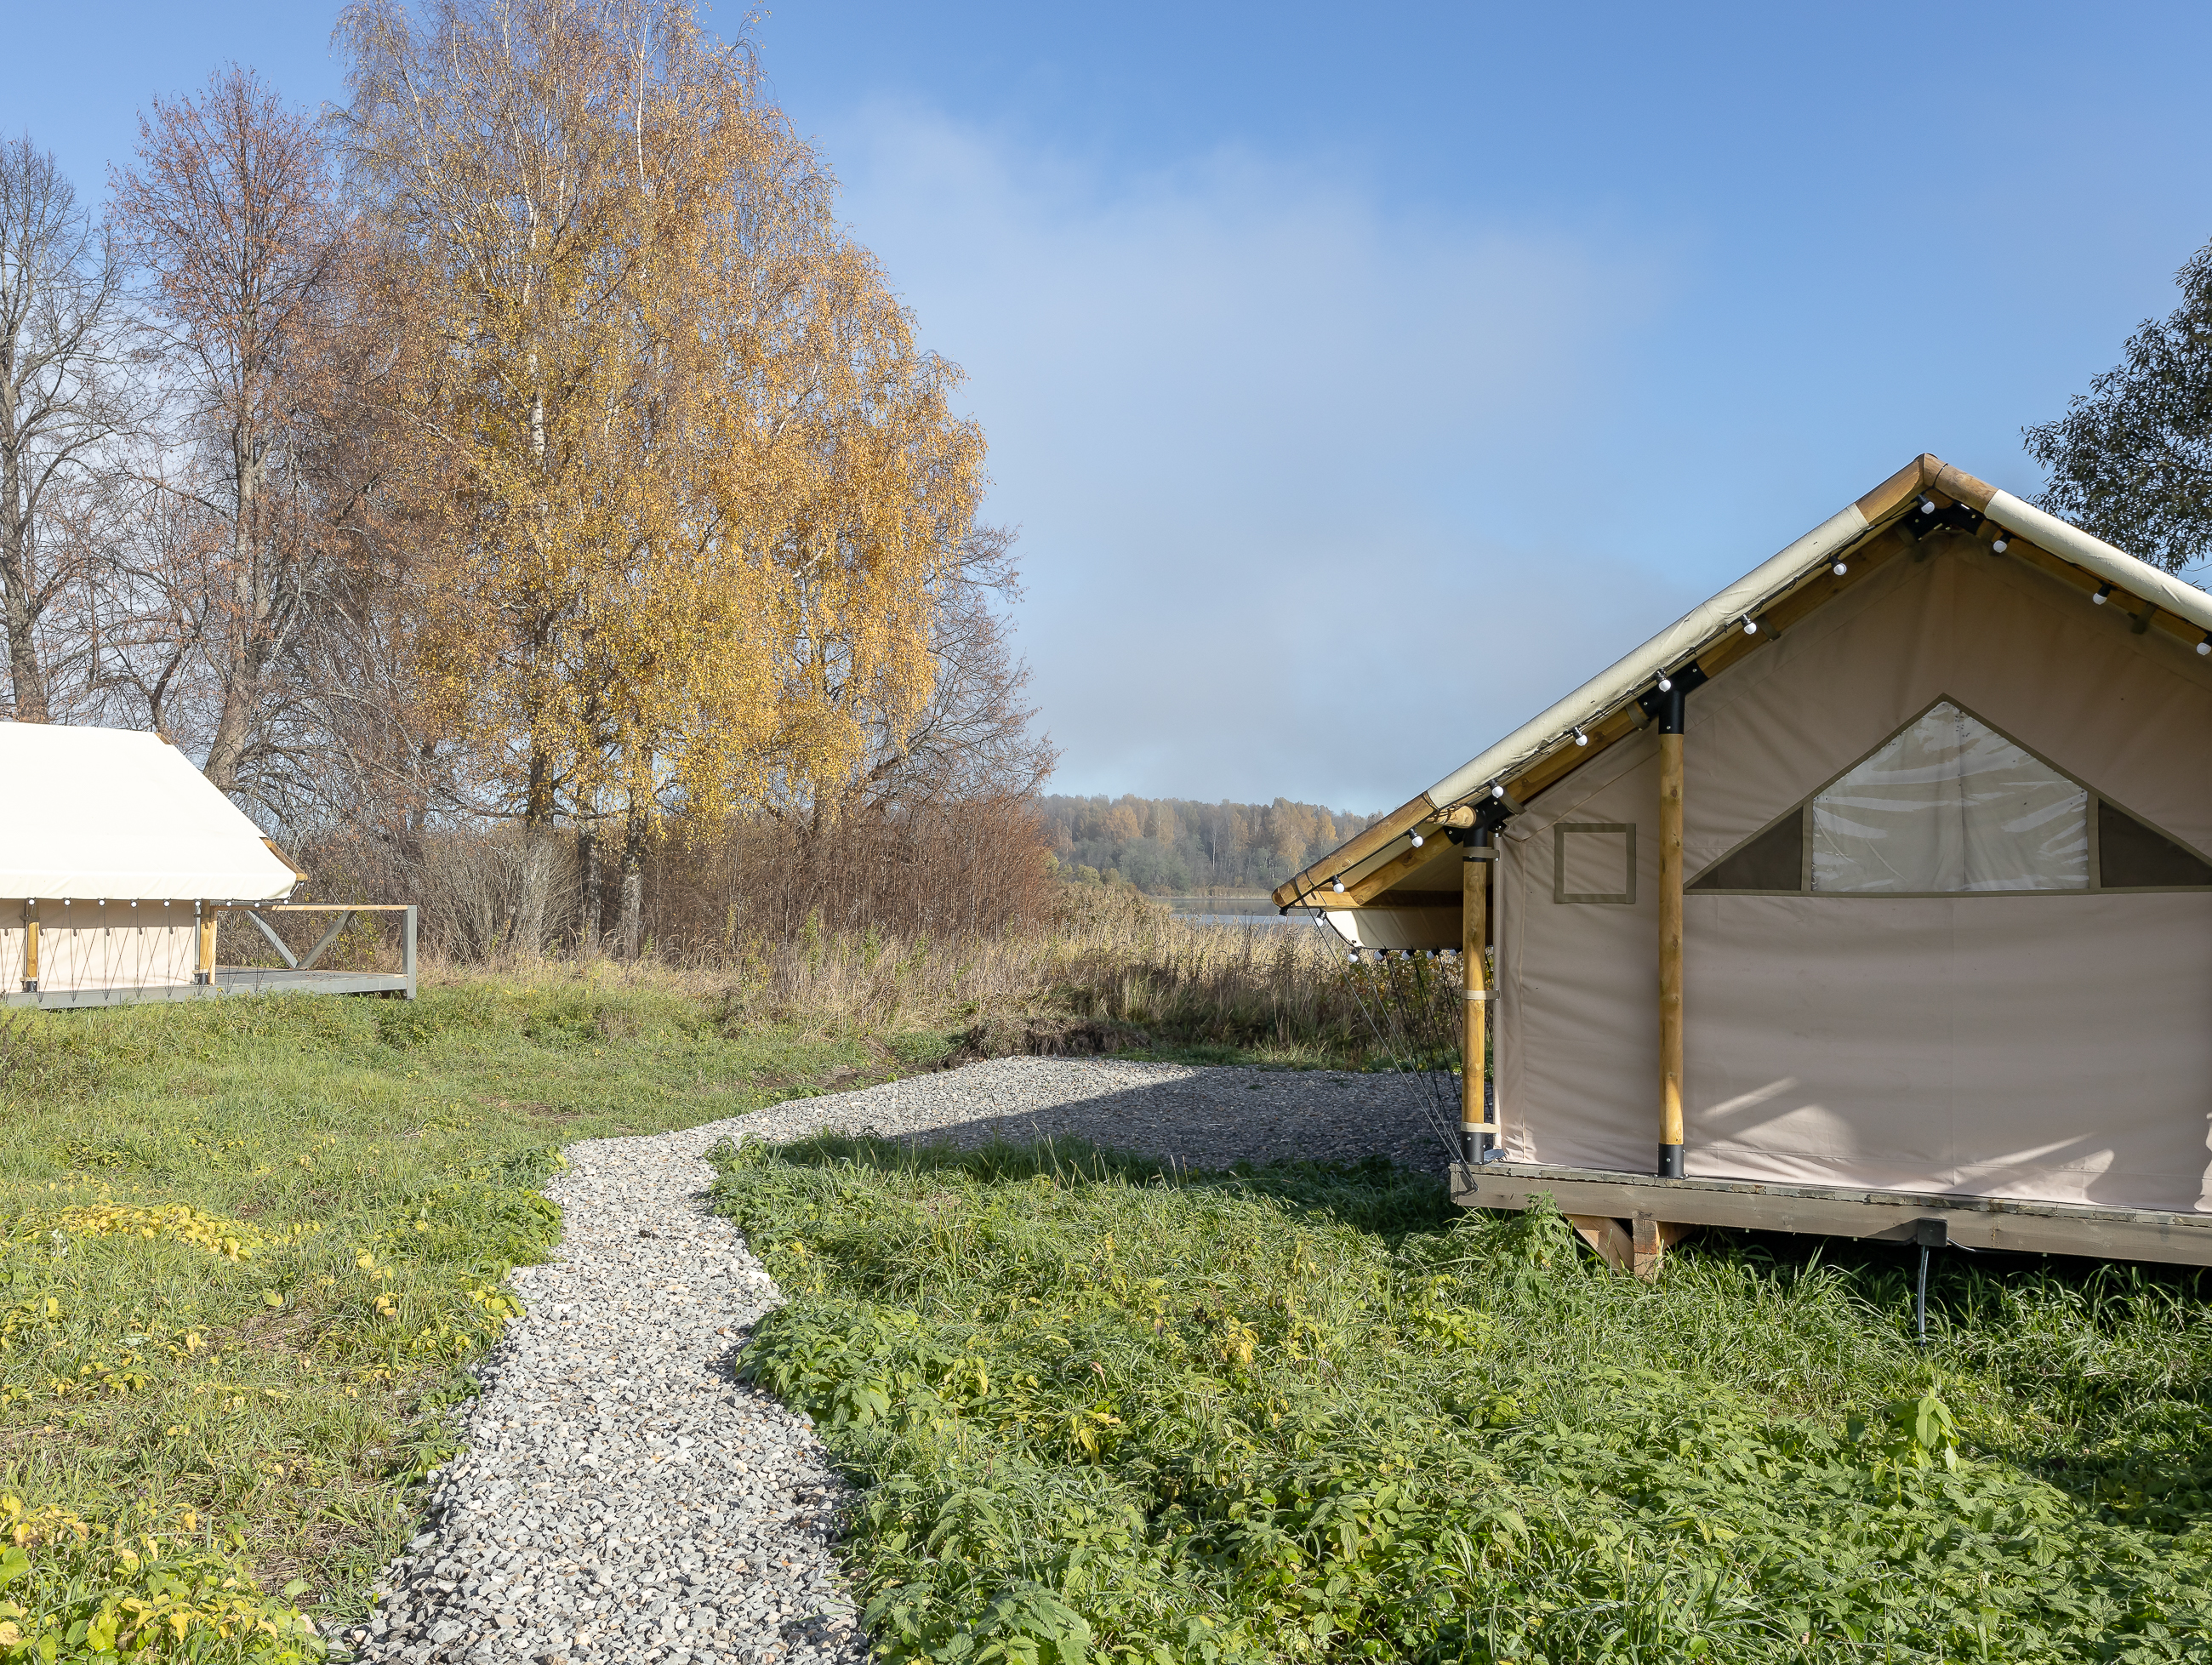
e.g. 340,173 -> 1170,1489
111,67 -> 356,806
848,525 -> 1057,815
0,136 -> 131,722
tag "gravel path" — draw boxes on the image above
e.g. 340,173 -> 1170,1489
727,1057 -> 1456,1173
343,1060 -> 1447,1664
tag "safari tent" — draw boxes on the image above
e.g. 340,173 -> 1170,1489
0,723 -> 415,1006
1276,455 -> 2212,1268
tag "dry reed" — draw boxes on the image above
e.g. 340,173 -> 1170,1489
375,887 -> 1373,1062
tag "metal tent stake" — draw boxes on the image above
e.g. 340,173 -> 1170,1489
1912,1217 -> 1947,1348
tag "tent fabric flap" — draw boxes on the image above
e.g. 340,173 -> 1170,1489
0,724 -> 296,901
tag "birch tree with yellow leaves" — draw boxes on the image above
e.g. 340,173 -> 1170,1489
339,0 -> 987,952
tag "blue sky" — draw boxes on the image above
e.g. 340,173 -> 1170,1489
16,2 -> 2212,809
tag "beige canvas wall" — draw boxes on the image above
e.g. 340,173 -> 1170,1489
0,902 -> 198,992
1494,540 -> 2212,1212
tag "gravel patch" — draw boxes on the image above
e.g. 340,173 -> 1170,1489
733,1056 -> 1457,1173
343,1061 -> 1448,1663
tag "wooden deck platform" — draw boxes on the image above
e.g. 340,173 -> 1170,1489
1451,1160 -> 2212,1268
6,966 -> 413,1010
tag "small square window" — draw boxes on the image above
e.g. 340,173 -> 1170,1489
1555,822 -> 1637,904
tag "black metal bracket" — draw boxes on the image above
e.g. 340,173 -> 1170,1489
1636,661 -> 1708,732
1904,499 -> 1986,542
1445,796 -> 1517,845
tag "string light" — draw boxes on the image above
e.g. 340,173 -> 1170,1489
1490,783 -> 1506,799
2093,582 -> 2113,605
1991,532 -> 2011,554
1832,559 -> 1849,576
1572,726 -> 1589,746
1409,833 -> 1424,848
2198,630 -> 2211,658
1332,881 -> 1345,893
1741,616 -> 1759,636
1656,675 -> 1672,693
1918,496 -> 1938,517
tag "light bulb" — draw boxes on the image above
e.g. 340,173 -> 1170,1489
2093,583 -> 2112,605
1572,727 -> 1588,746
1410,834 -> 1423,848
1992,534 -> 2010,554
1742,617 -> 1759,635
1656,675 -> 1672,693
1833,561 -> 1849,576
2199,632 -> 2211,657
1491,783 -> 1505,799
1918,497 -> 1937,516
1332,881 -> 1345,893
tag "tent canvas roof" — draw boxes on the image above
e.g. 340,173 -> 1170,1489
0,723 -> 298,902
1276,454 -> 2212,907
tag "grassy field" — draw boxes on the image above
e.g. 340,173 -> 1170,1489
12,918 -> 2212,1665
0,970 -> 947,1662
0,903 -> 1365,1665
715,1137 -> 2212,1665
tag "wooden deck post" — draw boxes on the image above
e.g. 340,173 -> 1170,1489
195,902 -> 216,986
1656,687 -> 1687,1177
21,901 -> 37,993
1462,841 -> 1495,1160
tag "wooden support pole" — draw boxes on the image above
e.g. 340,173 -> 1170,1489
1631,1213 -> 1688,1281
1657,711 -> 1686,1177
21,901 -> 37,993
1462,847 -> 1494,1159
196,903 -> 217,986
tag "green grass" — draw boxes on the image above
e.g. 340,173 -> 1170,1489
0,975 -> 914,1662
16,970 -> 2212,1665
711,1137 -> 2212,1665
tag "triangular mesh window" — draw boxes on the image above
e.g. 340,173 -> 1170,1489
1810,702 -> 2087,892
1690,813 -> 1801,892
2101,799 -> 2212,888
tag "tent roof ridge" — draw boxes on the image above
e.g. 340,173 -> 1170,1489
1272,453 -> 2212,908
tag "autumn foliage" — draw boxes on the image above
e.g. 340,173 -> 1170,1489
0,0 -> 1052,953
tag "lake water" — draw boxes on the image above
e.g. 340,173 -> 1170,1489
1161,896 -> 1305,930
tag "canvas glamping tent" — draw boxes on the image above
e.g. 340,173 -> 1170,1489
0,723 -> 415,1006
1276,454 -> 2212,1269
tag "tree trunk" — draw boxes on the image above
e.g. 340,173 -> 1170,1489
506,746 -> 556,955
0,469 -> 49,721
200,436 -> 264,793
508,830 -> 555,958
616,801 -> 647,960
578,826 -> 602,951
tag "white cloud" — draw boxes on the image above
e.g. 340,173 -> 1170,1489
825,106 -> 1690,807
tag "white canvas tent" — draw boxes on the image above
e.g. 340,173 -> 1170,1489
1277,455 -> 2212,1265
0,724 -> 299,999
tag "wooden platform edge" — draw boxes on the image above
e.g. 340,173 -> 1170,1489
5,971 -> 412,1009
1452,1162 -> 2212,1267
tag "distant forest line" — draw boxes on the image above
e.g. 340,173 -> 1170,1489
1039,795 -> 1382,894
